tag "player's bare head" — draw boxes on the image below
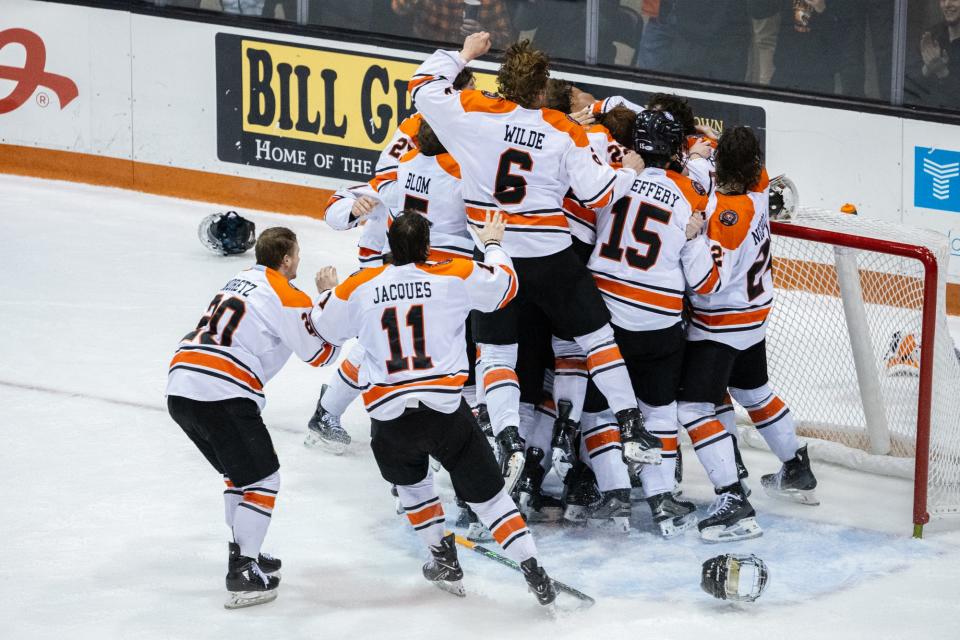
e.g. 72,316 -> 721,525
497,40 -> 550,109
648,93 -> 697,137
570,86 -> 595,113
544,79 -> 573,113
389,211 -> 431,265
598,106 -> 636,149
716,126 -> 763,194
417,120 -> 447,157
256,227 -> 300,278
453,68 -> 476,91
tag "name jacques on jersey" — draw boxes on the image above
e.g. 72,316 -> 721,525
630,178 -> 682,208
371,281 -> 434,304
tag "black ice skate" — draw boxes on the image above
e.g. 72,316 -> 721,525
761,445 -> 819,505
550,399 -> 578,478
304,385 -> 351,454
732,438 -> 752,497
228,541 -> 281,575
646,491 -> 698,538
628,463 -> 645,503
496,425 -> 526,494
225,556 -> 280,609
474,403 -> 494,438
698,483 -> 763,543
455,497 -> 493,542
616,408 -> 662,465
515,447 -> 564,523
520,558 -> 557,606
586,488 -> 631,533
562,463 -> 602,523
422,533 -> 465,597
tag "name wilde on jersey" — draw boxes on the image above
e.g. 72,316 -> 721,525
503,125 -> 545,150
630,179 -> 682,208
371,281 -> 433,304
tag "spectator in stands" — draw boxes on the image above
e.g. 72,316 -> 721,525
391,0 -> 516,48
746,0 -> 782,85
770,0 -> 852,95
635,0 -> 679,74
839,0 -> 894,100
911,0 -> 960,109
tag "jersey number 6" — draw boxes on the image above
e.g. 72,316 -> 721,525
493,148 -> 533,205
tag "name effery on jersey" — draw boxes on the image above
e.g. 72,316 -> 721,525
371,281 -> 434,304
630,178 -> 682,209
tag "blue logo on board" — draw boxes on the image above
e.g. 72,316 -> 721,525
915,147 -> 960,213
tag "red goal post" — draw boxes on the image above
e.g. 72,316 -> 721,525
750,211 -> 960,537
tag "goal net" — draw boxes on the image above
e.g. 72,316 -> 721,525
737,209 -> 960,531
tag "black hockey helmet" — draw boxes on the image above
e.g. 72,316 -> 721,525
198,211 -> 256,256
633,110 -> 684,162
701,553 -> 769,602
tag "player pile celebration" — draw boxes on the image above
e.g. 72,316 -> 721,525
169,31 -> 813,610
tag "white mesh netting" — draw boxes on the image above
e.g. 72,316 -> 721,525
738,209 -> 960,518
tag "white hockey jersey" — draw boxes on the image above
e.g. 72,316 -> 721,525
324,170 -> 397,267
564,123 -> 628,246
375,113 -> 422,175
686,187 -> 773,350
313,249 -> 517,420
387,149 -> 475,260
588,167 -> 719,332
166,266 -> 338,409
409,50 -> 637,258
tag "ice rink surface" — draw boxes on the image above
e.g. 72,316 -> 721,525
2,175 -> 959,639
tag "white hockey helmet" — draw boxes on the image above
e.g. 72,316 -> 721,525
768,174 -> 799,222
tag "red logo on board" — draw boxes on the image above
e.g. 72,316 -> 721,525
0,28 -> 78,114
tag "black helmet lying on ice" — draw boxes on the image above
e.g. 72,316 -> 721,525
198,211 -> 256,256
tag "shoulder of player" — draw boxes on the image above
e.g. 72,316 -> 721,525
459,89 -> 518,114
539,107 -> 589,147
706,193 -> 757,250
415,258 -> 474,280
398,148 -> 420,163
398,113 -> 422,138
262,267 -> 314,308
334,265 -> 390,300
665,169 -> 709,209
751,166 -> 770,193
434,152 -> 461,179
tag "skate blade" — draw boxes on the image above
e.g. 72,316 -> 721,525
763,484 -> 820,506
303,431 -> 349,455
622,442 -> 662,465
699,517 -> 763,543
431,579 -> 466,597
224,589 -> 278,609
502,452 -> 525,494
658,512 -> 698,538
587,516 -> 630,533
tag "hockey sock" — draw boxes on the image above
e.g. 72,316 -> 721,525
223,475 -> 243,531
574,325 -> 637,414
678,402 -> 738,490
716,392 -> 737,438
474,346 -> 486,404
233,471 -> 280,559
323,359 -> 364,416
637,400 -> 678,497
580,409 -> 630,491
395,474 -> 446,550
468,490 -> 537,564
730,385 -> 800,463
462,384 -> 478,407
478,342 -> 521,435
551,336 -> 588,423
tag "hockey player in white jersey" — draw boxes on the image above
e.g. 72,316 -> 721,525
311,211 -> 557,606
166,227 -> 339,608
409,32 -> 661,492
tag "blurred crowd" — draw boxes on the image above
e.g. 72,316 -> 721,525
152,0 -> 959,110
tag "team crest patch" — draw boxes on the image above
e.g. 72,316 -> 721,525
692,181 -> 706,195
482,90 -> 500,99
719,210 -> 739,226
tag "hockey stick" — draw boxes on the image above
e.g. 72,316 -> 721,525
449,533 -> 596,607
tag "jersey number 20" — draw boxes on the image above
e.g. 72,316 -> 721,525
184,294 -> 246,347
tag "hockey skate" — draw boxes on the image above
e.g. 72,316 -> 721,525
646,491 -> 698,538
733,439 -> 752,498
225,556 -> 280,609
422,533 -> 465,597
616,408 -> 663,465
516,447 -> 564,523
304,385 -> 351,454
761,445 -> 819,505
698,483 -> 763,543
455,497 -> 493,542
550,400 -> 578,480
628,463 -> 646,502
520,558 -> 557,606
228,541 -> 281,576
496,426 -> 526,494
586,488 -> 631,533
562,463 -> 602,523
